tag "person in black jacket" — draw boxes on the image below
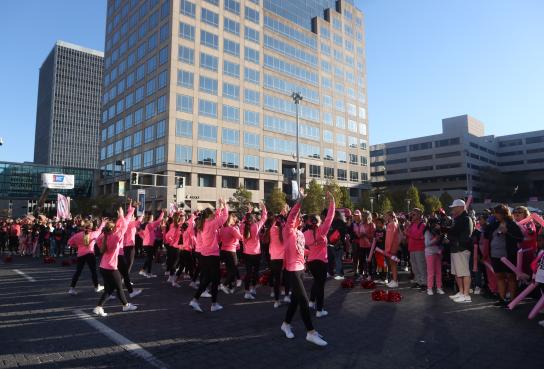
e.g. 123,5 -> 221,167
484,204 -> 524,306
327,211 -> 348,280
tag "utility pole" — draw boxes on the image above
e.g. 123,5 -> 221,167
291,92 -> 303,198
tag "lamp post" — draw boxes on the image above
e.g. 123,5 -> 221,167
406,198 -> 411,213
291,92 -> 303,198
369,197 -> 374,213
114,160 -> 125,196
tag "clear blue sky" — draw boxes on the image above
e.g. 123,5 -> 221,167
0,0 -> 543,163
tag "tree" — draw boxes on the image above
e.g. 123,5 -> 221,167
303,179 -> 324,214
378,196 -> 393,213
389,188 -> 407,211
424,196 -> 442,215
406,185 -> 424,212
339,187 -> 353,210
357,190 -> 372,211
265,186 -> 286,214
229,185 -> 253,216
439,192 -> 454,209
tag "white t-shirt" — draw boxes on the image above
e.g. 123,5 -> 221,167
536,253 -> 544,284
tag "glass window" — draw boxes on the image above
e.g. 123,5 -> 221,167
222,127 -> 239,145
158,70 -> 167,88
244,88 -> 260,105
336,133 -> 346,146
123,136 -> 132,151
222,152 -> 240,169
144,125 -> 155,143
222,105 -> 240,122
134,108 -> 143,124
133,130 -> 142,147
156,120 -> 166,138
244,132 -> 260,149
223,82 -> 240,100
223,39 -> 240,57
323,130 -> 333,143
245,26 -> 260,43
245,7 -> 259,24
337,169 -> 347,181
324,167 -> 334,179
244,178 -> 259,190
198,123 -> 218,142
222,175 -> 239,187
132,154 -> 141,170
223,60 -> 240,78
145,101 -> 156,119
198,99 -> 218,117
244,67 -> 260,85
224,17 -> 240,35
244,110 -> 260,127
176,119 -> 192,137
201,8 -> 219,27
199,174 -> 216,187
199,76 -> 218,95
146,78 -> 156,96
198,148 -> 217,165
178,46 -> 194,64
179,22 -> 195,40
200,30 -> 219,49
264,158 -> 278,173
224,0 -> 240,15
309,165 -> 321,178
200,52 -> 218,71
244,46 -> 259,64
244,155 -> 259,171
155,146 -> 165,164
176,94 -> 193,113
175,145 -> 192,163
177,69 -> 194,88
180,0 -> 196,17
337,151 -> 347,163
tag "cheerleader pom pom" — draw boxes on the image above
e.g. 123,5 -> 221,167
387,291 -> 402,303
258,275 -> 269,286
3,255 -> 13,263
361,280 -> 376,289
341,278 -> 355,289
371,289 -> 387,301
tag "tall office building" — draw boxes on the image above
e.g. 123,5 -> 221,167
34,41 -> 104,169
100,0 -> 369,209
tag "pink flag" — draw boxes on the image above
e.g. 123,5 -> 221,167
57,194 -> 70,219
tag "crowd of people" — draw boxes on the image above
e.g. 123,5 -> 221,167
2,194 -> 544,346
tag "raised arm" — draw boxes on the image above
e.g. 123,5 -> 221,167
318,193 -> 336,238
286,201 -> 302,230
256,203 -> 268,231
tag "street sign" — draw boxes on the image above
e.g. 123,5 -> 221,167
137,189 -> 145,216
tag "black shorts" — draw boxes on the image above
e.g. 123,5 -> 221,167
491,257 -> 514,274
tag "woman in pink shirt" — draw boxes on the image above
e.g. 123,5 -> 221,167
164,212 -> 185,285
280,191 -> 327,347
385,211 -> 401,288
218,212 -> 243,294
67,219 -> 106,295
138,210 -> 165,278
240,202 -> 267,300
305,192 -> 335,318
175,214 -> 196,284
123,201 -> 144,273
189,199 -> 229,313
93,207 -> 137,317
267,214 -> 290,308
513,206 -> 537,274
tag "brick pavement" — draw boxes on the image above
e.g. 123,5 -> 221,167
0,256 -> 543,369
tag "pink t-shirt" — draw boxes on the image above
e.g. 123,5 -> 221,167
142,212 -> 164,246
197,207 -> 229,257
67,222 -> 105,257
99,207 -> 133,270
240,207 -> 268,255
219,225 -> 243,252
283,202 -> 305,272
269,224 -> 284,260
406,221 -> 425,252
305,199 -> 335,263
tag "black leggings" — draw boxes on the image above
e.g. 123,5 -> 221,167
308,260 -> 327,311
284,270 -> 314,331
71,253 -> 99,288
194,255 -> 220,303
124,246 -> 135,273
118,255 -> 133,293
98,268 -> 128,306
165,245 -> 180,276
176,250 -> 195,278
192,252 -> 202,282
270,259 -> 284,300
221,250 -> 238,288
359,248 -> 373,276
142,246 -> 154,273
244,253 -> 261,290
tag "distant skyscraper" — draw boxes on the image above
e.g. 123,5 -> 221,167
100,0 -> 369,208
34,41 -> 104,169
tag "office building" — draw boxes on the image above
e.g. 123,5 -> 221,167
34,41 -> 104,169
370,115 -> 544,201
99,0 -> 370,209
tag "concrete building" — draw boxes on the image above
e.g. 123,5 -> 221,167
99,0 -> 370,209
34,41 -> 104,169
370,115 -> 544,201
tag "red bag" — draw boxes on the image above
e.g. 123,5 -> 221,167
329,229 -> 341,244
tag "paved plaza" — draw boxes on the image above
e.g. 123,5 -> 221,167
1,257 -> 542,369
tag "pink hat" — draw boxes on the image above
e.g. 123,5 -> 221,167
354,210 -> 362,216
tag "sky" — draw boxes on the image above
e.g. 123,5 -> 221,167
0,0 -> 543,163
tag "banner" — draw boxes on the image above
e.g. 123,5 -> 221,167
42,173 -> 75,189
57,194 -> 70,219
118,181 -> 126,197
137,189 -> 146,216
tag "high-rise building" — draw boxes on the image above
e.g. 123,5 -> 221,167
100,0 -> 369,209
370,114 -> 544,201
34,41 -> 104,169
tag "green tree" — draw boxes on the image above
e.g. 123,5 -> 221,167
265,186 -> 287,214
357,190 -> 372,211
303,179 -> 324,214
339,187 -> 353,210
389,188 -> 407,211
323,180 -> 342,206
229,185 -> 253,216
406,185 -> 424,211
439,192 -> 454,208
378,196 -> 393,213
424,196 -> 443,215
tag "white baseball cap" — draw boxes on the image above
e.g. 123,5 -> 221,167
449,199 -> 466,208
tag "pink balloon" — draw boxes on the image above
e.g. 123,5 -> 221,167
508,282 -> 537,310
528,295 -> 544,320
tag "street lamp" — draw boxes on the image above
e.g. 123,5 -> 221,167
369,197 -> 374,213
291,92 -> 303,198
406,198 -> 411,213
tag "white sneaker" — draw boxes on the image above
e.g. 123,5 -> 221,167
95,284 -> 104,293
229,288 -> 235,294
219,284 -> 231,294
236,279 -> 242,287
427,289 -> 434,296
538,320 -> 544,328
274,301 -> 281,309
129,289 -> 142,298
453,295 -> 471,303
436,288 -> 445,295
166,275 -> 173,283
283,296 -> 291,303
449,292 -> 463,300
244,292 -> 255,300
316,310 -> 328,318
210,303 -> 223,312
250,287 -> 257,295
366,276 -> 373,281
270,291 -> 275,298
306,331 -> 327,346
281,323 -> 294,339
189,299 -> 203,313
474,287 -> 482,295
146,273 -> 157,278
171,281 -> 181,288
386,280 -> 399,288
334,275 -> 345,280
93,306 -> 107,317
201,290 -> 212,298
138,270 -> 147,276
122,303 -> 138,312
309,301 -> 316,309
189,281 -> 198,289
68,287 -> 77,295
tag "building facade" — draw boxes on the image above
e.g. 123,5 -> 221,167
34,41 -> 104,169
370,114 -> 544,201
99,0 -> 370,209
